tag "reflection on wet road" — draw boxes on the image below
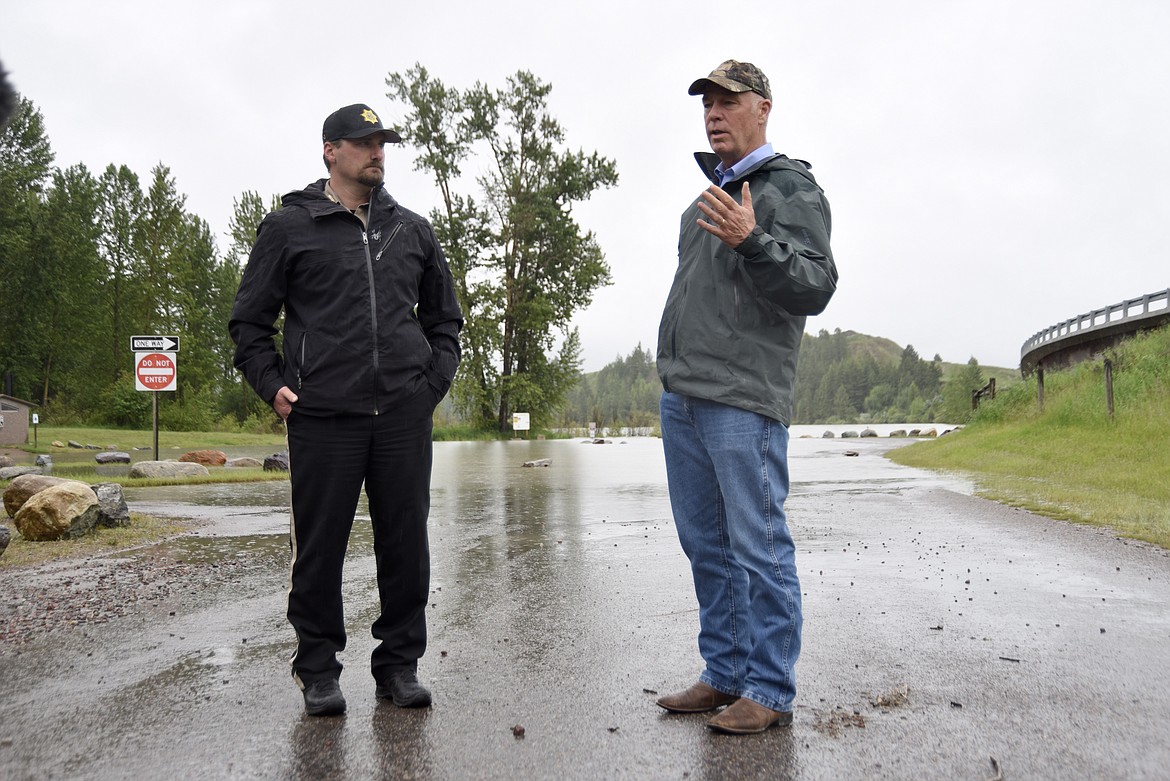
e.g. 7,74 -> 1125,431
3,437 -> 1167,780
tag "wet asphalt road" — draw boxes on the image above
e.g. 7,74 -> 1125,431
1,438 -> 1168,780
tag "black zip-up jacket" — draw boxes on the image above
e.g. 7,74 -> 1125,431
229,180 -> 463,417
657,152 -> 837,424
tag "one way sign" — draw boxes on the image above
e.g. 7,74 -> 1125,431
130,335 -> 180,352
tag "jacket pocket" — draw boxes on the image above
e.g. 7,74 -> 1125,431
284,331 -> 315,390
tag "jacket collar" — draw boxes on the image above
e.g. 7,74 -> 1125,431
693,152 -> 815,187
284,179 -> 399,219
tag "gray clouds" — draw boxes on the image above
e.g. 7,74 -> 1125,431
4,0 -> 1167,370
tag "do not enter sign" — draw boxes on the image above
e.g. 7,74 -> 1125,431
135,352 -> 177,391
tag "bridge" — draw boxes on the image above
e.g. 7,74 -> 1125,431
1019,287 -> 1170,376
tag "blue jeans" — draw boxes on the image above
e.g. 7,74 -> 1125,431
660,391 -> 801,712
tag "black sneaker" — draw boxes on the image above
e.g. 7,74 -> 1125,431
375,669 -> 432,708
303,678 -> 346,716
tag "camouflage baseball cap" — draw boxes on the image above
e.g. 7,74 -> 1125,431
688,60 -> 771,101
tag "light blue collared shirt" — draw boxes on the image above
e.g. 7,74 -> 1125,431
714,143 -> 775,187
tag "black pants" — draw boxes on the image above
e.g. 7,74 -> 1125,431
285,388 -> 435,686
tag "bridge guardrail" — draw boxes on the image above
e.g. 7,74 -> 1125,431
1020,288 -> 1170,365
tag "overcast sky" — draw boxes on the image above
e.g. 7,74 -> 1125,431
4,0 -> 1168,371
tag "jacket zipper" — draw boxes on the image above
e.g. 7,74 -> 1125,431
366,223 -> 403,414
297,333 -> 306,389
375,224 -> 403,262
362,229 -> 379,414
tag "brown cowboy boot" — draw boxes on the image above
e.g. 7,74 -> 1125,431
707,697 -> 793,734
656,681 -> 738,713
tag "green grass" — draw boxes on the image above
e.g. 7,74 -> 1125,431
888,326 -> 1170,549
0,512 -> 193,570
16,425 -> 286,453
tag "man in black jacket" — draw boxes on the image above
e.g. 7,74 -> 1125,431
229,103 -> 462,717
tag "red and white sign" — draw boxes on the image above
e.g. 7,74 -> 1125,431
135,352 -> 177,391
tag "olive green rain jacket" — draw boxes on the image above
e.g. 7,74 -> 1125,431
657,152 -> 838,425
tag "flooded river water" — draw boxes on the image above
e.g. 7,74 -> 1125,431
121,433 -> 972,540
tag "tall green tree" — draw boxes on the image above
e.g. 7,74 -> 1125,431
0,96 -> 54,401
32,164 -> 105,408
386,65 -> 618,432
97,164 -> 147,383
219,190 -> 284,426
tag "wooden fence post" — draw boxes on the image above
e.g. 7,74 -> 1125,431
1104,358 -> 1114,418
1037,365 -> 1045,412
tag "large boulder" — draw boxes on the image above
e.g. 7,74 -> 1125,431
95,451 -> 131,464
129,461 -> 210,479
0,454 -> 13,468
179,449 -> 227,466
860,428 -> 878,438
264,453 -> 289,472
5,476 -> 128,529
4,474 -> 70,517
13,482 -> 101,541
93,482 -> 130,528
0,524 -> 9,557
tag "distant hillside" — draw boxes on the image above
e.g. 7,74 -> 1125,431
560,331 -> 1022,429
830,330 -> 1020,385
794,329 -> 1021,424
835,330 -> 905,364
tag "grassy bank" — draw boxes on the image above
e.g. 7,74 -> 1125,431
0,513 -> 195,569
888,326 -> 1170,549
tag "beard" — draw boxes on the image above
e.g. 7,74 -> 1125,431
357,166 -> 384,188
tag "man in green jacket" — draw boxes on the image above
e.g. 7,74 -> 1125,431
656,60 -> 838,734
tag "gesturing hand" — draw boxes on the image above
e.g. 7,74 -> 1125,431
697,181 -> 755,247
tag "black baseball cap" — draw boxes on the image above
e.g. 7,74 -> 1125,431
322,103 -> 402,144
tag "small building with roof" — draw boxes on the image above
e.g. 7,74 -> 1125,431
0,394 -> 38,446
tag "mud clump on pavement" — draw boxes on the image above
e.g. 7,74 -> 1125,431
811,684 -> 911,738
812,706 -> 867,737
870,683 -> 910,709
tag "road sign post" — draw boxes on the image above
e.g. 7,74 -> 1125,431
134,351 -> 177,459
